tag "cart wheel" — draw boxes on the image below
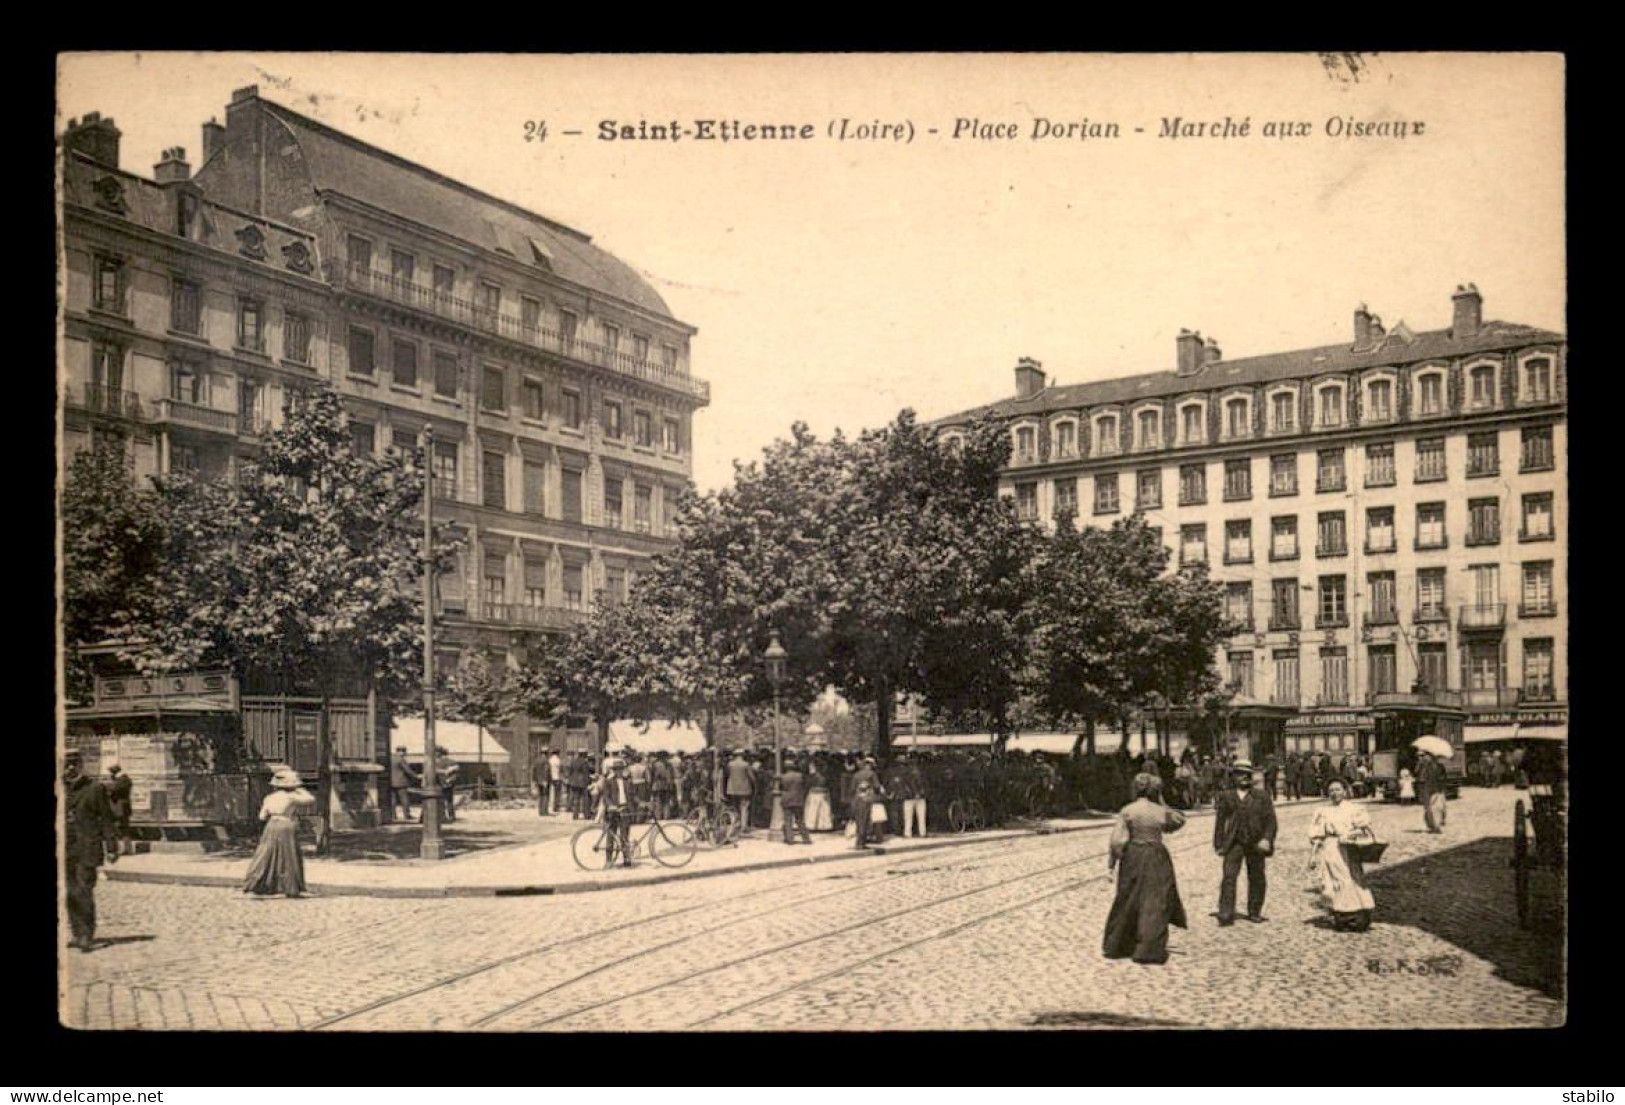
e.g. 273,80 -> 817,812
1513,799 -> 1531,929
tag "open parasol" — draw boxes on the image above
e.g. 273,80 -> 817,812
1412,735 -> 1454,759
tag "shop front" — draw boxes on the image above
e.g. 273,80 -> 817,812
1283,709 -> 1374,762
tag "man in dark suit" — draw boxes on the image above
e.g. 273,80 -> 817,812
776,757 -> 812,845
64,752 -> 119,951
1213,762 -> 1278,925
726,751 -> 755,834
851,756 -> 885,849
390,745 -> 418,823
531,746 -> 552,817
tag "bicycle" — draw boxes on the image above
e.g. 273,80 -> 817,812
686,803 -> 741,848
571,811 -> 698,870
947,793 -> 987,834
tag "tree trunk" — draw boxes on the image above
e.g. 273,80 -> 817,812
704,707 -> 715,749
315,688 -> 333,855
874,675 -> 893,763
1086,717 -> 1097,758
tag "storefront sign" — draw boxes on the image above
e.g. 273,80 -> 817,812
1471,708 -> 1568,727
1285,712 -> 1374,732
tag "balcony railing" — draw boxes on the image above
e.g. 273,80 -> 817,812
1518,601 -> 1558,619
1463,687 -> 1521,709
153,397 -> 236,434
1268,613 -> 1301,631
1370,689 -> 1464,710
1315,613 -> 1350,629
1269,691 -> 1301,708
1459,603 -> 1507,630
1413,604 -> 1449,624
1465,527 -> 1502,547
1363,609 -> 1399,627
332,263 -> 710,402
477,602 -> 582,631
77,383 -> 144,420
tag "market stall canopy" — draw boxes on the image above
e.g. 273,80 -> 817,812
607,720 -> 707,754
1517,725 -> 1568,742
391,718 -> 510,765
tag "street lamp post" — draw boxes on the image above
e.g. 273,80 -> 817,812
420,423 -> 445,861
764,631 -> 788,830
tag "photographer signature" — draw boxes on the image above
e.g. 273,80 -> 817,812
1366,955 -> 1464,977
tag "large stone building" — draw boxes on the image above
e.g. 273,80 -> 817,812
935,288 -> 1566,761
61,88 -> 709,790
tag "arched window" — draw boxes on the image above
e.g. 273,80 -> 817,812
1269,389 -> 1296,433
1468,363 -> 1498,409
1416,368 -> 1446,416
1365,378 -> 1393,422
1521,357 -> 1553,403
1316,383 -> 1345,428
1052,419 -> 1078,458
1179,401 -> 1204,444
1136,408 -> 1161,450
1094,414 -> 1120,456
1224,397 -> 1250,439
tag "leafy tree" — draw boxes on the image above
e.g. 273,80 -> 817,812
60,445 -> 167,700
115,389 -> 458,844
438,649 -> 523,788
1026,513 -> 1227,756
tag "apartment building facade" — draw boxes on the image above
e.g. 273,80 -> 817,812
61,90 -> 709,787
935,288 -> 1566,761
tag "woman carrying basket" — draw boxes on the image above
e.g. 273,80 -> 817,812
1307,780 -> 1377,932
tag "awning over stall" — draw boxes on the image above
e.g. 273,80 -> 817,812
391,718 -> 511,765
1464,724 -> 1520,744
607,720 -> 708,754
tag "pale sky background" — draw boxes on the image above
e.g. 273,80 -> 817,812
58,52 -> 1565,493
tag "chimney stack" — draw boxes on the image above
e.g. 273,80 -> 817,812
1203,336 -> 1222,365
1176,329 -> 1204,376
1369,314 -> 1386,342
63,111 -> 122,168
1452,283 -> 1482,340
154,146 -> 191,184
201,117 -> 226,163
1014,356 -> 1046,400
1354,303 -> 1373,348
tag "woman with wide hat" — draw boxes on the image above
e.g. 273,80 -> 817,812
1102,773 -> 1189,965
243,766 -> 316,898
1307,779 -> 1377,931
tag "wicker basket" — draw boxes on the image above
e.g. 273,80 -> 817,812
1350,839 -> 1389,864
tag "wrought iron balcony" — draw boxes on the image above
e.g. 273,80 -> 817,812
153,397 -> 235,434
1370,688 -> 1464,710
1463,687 -> 1521,709
478,602 -> 582,631
76,383 -> 144,420
1458,602 -> 1507,630
1315,613 -> 1350,629
331,262 -> 710,403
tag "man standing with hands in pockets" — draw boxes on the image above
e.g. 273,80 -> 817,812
1213,762 -> 1278,926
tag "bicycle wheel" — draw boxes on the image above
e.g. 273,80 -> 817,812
685,807 -> 713,846
715,807 -> 741,846
948,799 -> 969,834
649,820 -> 698,868
571,824 -> 614,871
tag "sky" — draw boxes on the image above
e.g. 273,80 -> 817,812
58,52 -> 1565,493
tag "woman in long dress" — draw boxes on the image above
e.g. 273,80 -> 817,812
1307,780 -> 1376,931
1102,773 -> 1188,965
243,767 -> 316,898
804,758 -> 834,831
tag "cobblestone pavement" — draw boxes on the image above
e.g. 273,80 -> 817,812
61,788 -> 1562,1030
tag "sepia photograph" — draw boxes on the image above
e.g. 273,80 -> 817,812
56,51 -> 1565,1033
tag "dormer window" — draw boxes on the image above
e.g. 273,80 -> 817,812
1224,397 -> 1249,440
1014,425 -> 1037,463
1270,391 -> 1296,434
1135,408 -> 1161,450
1523,357 -> 1553,403
1417,369 -> 1445,416
1094,414 -> 1120,456
1468,363 -> 1498,409
1316,383 -> 1345,428
1180,403 -> 1204,444
1053,420 -> 1076,458
1366,378 -> 1393,422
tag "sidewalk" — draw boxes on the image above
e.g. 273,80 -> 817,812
103,797 -> 1329,898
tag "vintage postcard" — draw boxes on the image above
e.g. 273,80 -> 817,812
57,52 -> 1565,1032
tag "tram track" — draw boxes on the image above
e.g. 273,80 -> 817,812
463,827 -> 1176,1031
303,828 -> 1048,1031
